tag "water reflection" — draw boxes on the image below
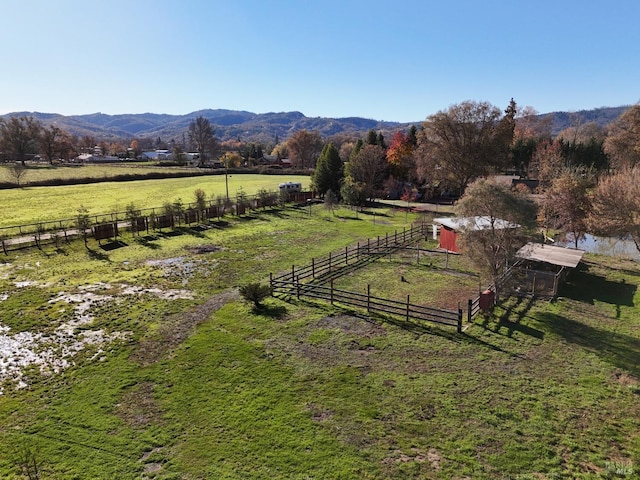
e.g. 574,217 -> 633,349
556,234 -> 640,261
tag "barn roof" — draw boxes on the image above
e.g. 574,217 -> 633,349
434,216 -> 519,232
516,242 -> 584,268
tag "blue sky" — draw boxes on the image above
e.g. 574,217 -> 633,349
1,0 -> 638,122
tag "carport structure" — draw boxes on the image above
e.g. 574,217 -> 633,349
502,243 -> 585,298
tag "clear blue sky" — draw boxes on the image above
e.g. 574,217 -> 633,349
1,0 -> 638,122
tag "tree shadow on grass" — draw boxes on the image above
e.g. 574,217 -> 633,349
99,240 -> 127,251
561,263 -> 636,308
134,236 -> 161,250
492,296 -> 545,340
535,311 -> 640,377
86,248 -> 110,262
254,303 -> 288,319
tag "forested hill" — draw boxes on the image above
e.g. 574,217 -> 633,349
1,106 -> 631,143
2,110 -> 406,143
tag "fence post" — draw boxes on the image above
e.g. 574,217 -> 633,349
269,272 -> 273,292
1,239 -> 6,256
331,279 -> 334,305
357,242 -> 360,260
406,294 -> 410,322
312,258 -> 315,278
345,246 -> 348,265
468,299 -> 472,323
367,284 -> 371,314
457,303 -> 463,334
291,264 -> 295,282
296,276 -> 300,300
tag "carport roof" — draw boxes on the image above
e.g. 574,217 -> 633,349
516,242 -> 584,268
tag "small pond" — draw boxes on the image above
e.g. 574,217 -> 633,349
556,234 -> 640,261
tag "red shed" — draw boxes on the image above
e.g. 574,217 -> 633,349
434,216 -> 519,253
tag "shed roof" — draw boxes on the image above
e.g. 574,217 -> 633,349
516,242 -> 584,268
434,216 -> 519,232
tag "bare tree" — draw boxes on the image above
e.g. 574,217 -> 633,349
588,168 -> 640,252
455,179 -> 538,300
603,103 -> 640,170
39,125 -> 66,164
0,116 -> 42,165
286,130 -> 322,168
415,100 -> 513,194
9,161 -> 28,186
188,116 -> 218,167
541,169 -> 594,247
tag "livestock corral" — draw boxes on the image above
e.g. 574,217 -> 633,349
0,196 -> 639,479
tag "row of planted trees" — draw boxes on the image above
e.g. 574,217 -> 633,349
71,187 -> 291,247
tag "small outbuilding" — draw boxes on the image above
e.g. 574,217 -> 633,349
433,216 -> 519,253
506,243 -> 585,297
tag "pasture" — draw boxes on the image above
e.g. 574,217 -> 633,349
0,173 -> 310,228
0,196 -> 638,478
0,163 -> 190,185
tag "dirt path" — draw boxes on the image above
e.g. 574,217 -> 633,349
131,288 -> 240,366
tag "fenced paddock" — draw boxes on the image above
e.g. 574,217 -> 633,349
271,278 -> 463,331
270,224 -> 467,332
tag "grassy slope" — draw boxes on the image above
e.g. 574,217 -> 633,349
0,205 -> 638,479
0,173 -> 310,227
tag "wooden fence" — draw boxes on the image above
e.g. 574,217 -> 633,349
0,189 -> 311,253
270,224 -> 465,332
271,225 -> 429,285
271,277 -> 463,332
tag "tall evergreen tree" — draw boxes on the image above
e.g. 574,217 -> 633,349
312,143 -> 344,196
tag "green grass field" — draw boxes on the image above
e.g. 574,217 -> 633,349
0,163 -> 189,185
0,198 -> 638,479
0,173 -> 310,227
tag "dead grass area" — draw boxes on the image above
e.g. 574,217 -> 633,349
115,381 -> 163,428
131,288 -> 239,366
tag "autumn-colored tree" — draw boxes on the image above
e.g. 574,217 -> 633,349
386,131 -> 415,181
286,130 -> 322,168
603,103 -> 640,170
588,168 -> 640,252
513,105 -> 552,141
220,151 -> 242,168
528,140 -> 566,186
129,140 -> 141,158
415,100 -> 513,194
541,169 -> 594,247
0,116 -> 42,165
270,142 -> 289,160
188,116 -> 218,167
338,141 -> 355,163
312,143 -> 344,196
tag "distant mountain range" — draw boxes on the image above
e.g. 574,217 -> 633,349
1,106 -> 631,144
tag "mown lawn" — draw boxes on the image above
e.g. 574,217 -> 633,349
0,203 -> 638,479
0,163 -> 190,185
